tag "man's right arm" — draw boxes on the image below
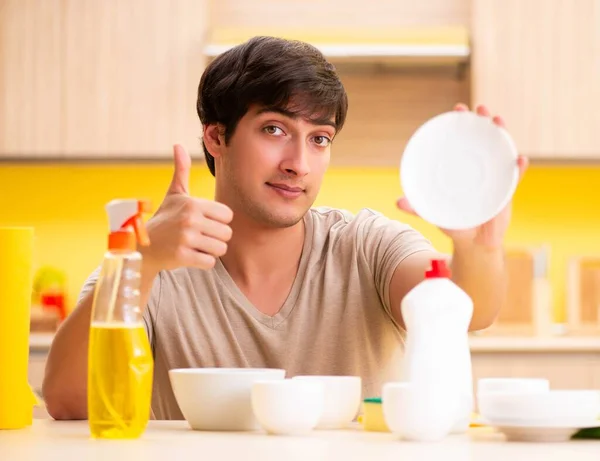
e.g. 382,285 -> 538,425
42,144 -> 233,420
42,264 -> 159,420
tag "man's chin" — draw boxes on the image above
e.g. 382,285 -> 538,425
255,205 -> 309,229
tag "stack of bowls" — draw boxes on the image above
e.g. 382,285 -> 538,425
169,368 -> 362,435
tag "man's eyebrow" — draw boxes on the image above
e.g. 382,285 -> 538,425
256,107 -> 337,130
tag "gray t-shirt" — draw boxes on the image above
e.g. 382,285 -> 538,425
80,207 -> 434,420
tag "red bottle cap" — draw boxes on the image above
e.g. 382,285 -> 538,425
425,259 -> 451,278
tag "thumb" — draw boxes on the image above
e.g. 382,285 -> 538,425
167,144 -> 191,196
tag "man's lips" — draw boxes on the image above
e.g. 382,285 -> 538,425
266,182 -> 305,198
266,182 -> 304,192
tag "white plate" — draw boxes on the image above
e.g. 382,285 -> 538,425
475,417 -> 600,442
400,111 -> 519,230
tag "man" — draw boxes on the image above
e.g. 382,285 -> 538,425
43,36 -> 528,420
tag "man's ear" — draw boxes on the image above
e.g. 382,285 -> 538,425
203,124 -> 226,158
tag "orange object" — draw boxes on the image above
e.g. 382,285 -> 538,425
40,292 -> 67,320
106,199 -> 152,250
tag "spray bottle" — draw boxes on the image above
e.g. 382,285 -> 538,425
87,199 -> 154,439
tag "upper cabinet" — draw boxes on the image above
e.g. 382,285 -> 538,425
1,0 -> 471,163
0,0 -> 63,157
13,0 -> 600,162
0,0 -> 207,159
471,0 -> 600,159
61,0 -> 207,158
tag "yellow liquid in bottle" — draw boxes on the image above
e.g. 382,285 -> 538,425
88,322 -> 153,439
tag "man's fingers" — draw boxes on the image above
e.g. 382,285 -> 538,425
199,218 -> 233,242
199,200 -> 234,224
492,115 -> 506,128
396,197 -> 418,216
182,231 -> 228,258
475,104 -> 491,117
517,155 -> 529,181
179,248 -> 217,270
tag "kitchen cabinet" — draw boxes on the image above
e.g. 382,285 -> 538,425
61,0 -> 207,158
0,0 -> 63,158
208,0 -> 470,31
471,0 -> 600,158
0,0 -> 208,159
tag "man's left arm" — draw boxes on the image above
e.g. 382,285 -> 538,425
388,243 -> 507,332
389,103 -> 528,333
450,242 -> 506,330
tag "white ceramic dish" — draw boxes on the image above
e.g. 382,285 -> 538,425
477,377 -> 550,394
291,375 -> 362,429
478,417 -> 600,443
477,389 -> 600,426
400,111 -> 519,230
251,378 -> 325,435
168,367 -> 285,431
382,382 -> 459,442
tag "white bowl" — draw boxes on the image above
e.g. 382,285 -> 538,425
252,379 -> 325,435
382,382 -> 459,442
478,390 -> 600,426
292,375 -> 362,429
400,110 -> 519,230
478,377 -> 550,394
168,367 -> 285,431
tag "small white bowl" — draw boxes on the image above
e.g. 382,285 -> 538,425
169,367 -> 285,431
478,389 -> 600,425
382,382 -> 459,442
291,375 -> 361,429
478,377 -> 550,394
252,379 -> 325,435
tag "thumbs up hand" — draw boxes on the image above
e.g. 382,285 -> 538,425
142,144 -> 233,273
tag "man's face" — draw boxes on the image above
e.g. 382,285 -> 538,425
216,104 -> 336,228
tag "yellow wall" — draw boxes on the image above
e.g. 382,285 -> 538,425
2,162 -> 599,322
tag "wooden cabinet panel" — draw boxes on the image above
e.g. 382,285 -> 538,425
62,0 -> 207,158
333,69 -> 469,166
0,0 -> 63,157
209,0 -> 470,30
471,0 -> 600,158
0,1 -> 208,159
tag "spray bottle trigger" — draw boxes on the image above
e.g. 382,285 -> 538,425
132,215 -> 150,247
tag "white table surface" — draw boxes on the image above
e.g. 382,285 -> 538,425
29,333 -> 600,353
1,419 -> 598,461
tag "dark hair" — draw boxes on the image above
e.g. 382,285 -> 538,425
196,36 -> 349,176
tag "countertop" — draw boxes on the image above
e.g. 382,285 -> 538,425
468,335 -> 600,352
29,333 -> 55,352
1,420 -> 598,460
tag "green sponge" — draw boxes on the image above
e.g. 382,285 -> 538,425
572,427 -> 600,439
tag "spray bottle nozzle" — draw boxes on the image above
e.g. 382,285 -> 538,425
105,199 -> 152,250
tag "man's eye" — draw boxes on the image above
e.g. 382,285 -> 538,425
264,126 -> 284,135
313,136 -> 331,147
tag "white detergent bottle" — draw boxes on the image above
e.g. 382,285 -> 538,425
398,258 -> 474,441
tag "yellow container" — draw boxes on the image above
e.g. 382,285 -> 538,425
0,227 -> 38,429
358,397 -> 390,432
